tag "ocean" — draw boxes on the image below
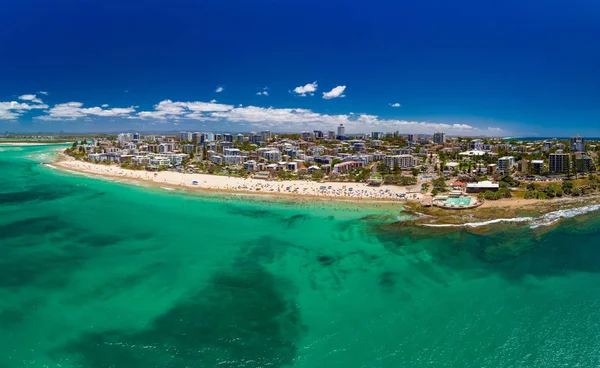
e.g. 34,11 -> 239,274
2,144 -> 600,368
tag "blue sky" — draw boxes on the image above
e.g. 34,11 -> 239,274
1,0 -> 599,136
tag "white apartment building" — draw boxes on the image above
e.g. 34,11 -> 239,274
497,156 -> 515,173
384,155 -> 418,169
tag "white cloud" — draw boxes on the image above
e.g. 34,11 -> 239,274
215,86 -> 224,93
38,91 -> 49,95
135,99 -> 500,135
210,99 -> 217,103
18,94 -> 44,104
292,81 -> 318,96
38,102 -> 136,121
0,95 -> 49,120
389,102 -> 401,107
137,99 -> 234,120
1,91 -> 504,136
322,85 -> 346,99
256,91 -> 269,96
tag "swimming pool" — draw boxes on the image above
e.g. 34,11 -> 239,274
444,197 -> 472,206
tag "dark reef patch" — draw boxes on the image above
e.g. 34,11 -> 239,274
368,216 -> 600,283
0,216 -> 66,242
317,255 -> 338,266
59,265 -> 305,368
379,271 -> 399,290
0,250 -> 89,289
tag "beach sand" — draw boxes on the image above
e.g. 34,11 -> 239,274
53,155 -> 422,202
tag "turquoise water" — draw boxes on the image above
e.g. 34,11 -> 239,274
444,197 -> 472,206
2,145 -> 600,367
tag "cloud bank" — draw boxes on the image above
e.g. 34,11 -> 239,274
0,93 -> 48,119
0,93 -> 503,135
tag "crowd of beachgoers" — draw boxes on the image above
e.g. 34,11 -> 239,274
53,157 -> 422,201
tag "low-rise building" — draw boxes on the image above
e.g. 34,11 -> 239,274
465,181 -> 500,193
333,161 -> 364,173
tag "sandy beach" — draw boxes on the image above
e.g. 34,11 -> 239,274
53,155 -> 422,202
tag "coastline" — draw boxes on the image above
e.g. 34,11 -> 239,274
48,151 -> 600,228
50,152 -> 418,206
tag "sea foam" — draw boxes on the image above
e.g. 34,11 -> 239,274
423,203 -> 600,229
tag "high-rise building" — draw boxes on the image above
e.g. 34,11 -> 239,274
249,132 -> 261,144
337,124 -> 346,138
236,134 -> 244,143
301,131 -> 313,140
407,134 -> 415,143
260,130 -> 272,142
179,132 -> 192,142
191,132 -> 201,144
327,131 -> 336,140
433,132 -> 446,144
223,133 -> 233,142
372,132 -> 384,140
313,130 -> 324,139
549,153 -> 570,174
570,136 -> 585,152
117,133 -> 132,144
133,133 -> 141,142
574,154 -> 592,172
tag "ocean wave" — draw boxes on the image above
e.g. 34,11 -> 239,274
424,217 -> 533,228
423,203 -> 600,229
530,204 -> 600,229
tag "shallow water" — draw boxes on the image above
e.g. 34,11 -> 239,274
2,145 -> 600,367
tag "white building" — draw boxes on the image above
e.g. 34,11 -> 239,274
459,150 -> 488,158
470,139 -> 484,151
222,148 -> 244,165
337,124 -> 346,138
384,155 -> 418,169
117,133 -> 133,144
465,181 -> 500,193
497,156 -> 515,173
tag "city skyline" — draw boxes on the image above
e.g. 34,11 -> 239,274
1,0 -> 600,136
